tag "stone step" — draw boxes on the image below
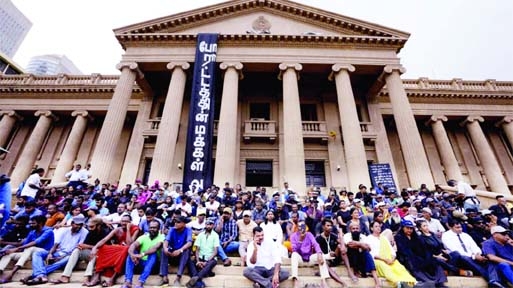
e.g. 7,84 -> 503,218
5,268 -> 488,288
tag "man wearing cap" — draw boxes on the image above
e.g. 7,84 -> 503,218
187,218 -> 219,288
237,210 -> 258,267
188,208 -> 207,236
215,207 -> 239,266
244,226 -> 289,288
421,207 -> 445,238
26,214 -> 88,285
482,226 -> 513,287
159,216 -> 194,287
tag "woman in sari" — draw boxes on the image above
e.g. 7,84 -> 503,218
86,214 -> 139,287
364,221 -> 416,287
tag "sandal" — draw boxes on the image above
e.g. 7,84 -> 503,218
85,279 -> 102,287
26,277 -> 48,286
350,276 -> 359,283
50,279 -> 70,284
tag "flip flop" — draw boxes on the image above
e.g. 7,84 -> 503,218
50,279 -> 70,284
85,280 -> 102,287
26,277 -> 48,286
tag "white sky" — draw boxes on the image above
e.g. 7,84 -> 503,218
11,0 -> 513,81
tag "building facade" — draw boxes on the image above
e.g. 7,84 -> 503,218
0,0 -> 512,195
26,54 -> 82,76
0,0 -> 32,58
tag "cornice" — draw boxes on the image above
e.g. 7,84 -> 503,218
115,33 -> 406,52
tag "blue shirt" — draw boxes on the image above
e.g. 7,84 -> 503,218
165,227 -> 192,250
139,218 -> 163,234
482,238 -> 513,262
23,226 -> 54,251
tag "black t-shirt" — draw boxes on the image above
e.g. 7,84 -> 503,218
83,227 -> 110,246
315,232 -> 339,254
2,226 -> 29,243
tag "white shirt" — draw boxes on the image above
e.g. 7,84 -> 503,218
343,232 -> 368,244
426,218 -> 446,234
187,219 -> 205,233
20,173 -> 41,198
246,238 -> 282,269
261,221 -> 283,244
442,229 -> 481,257
364,234 -> 395,258
65,169 -> 88,182
172,202 -> 192,217
457,181 -> 476,197
103,212 -> 123,228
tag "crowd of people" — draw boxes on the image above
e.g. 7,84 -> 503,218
0,164 -> 512,288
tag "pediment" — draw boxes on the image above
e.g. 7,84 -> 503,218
114,0 -> 409,40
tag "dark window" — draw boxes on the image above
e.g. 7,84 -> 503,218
300,104 -> 317,121
249,103 -> 270,120
305,161 -> 325,187
246,160 -> 273,187
142,158 -> 152,185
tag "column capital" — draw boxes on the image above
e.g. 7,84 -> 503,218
220,62 -> 244,80
425,115 -> 448,126
116,62 -> 143,79
383,64 -> 407,75
495,116 -> 513,127
460,115 -> 484,127
0,110 -> 23,120
278,63 -> 302,80
35,110 -> 59,121
166,62 -> 190,71
332,63 -> 355,73
71,110 -> 94,121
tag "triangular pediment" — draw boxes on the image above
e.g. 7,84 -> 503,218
114,0 -> 409,40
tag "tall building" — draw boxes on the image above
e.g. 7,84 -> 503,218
0,51 -> 24,74
0,0 -> 512,200
0,0 -> 32,58
26,54 -> 82,75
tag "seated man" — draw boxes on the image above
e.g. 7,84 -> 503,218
122,220 -> 164,288
45,204 -> 65,227
26,214 -> 88,285
215,207 -> 239,266
50,217 -> 109,285
316,218 -> 356,285
343,222 -> 381,288
0,215 -> 54,283
0,215 -> 29,252
237,210 -> 258,267
187,218 -> 219,288
159,216 -> 194,287
482,226 -> 513,288
243,226 -> 289,288
290,220 -> 329,288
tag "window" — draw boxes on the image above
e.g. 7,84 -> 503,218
142,158 -> 152,185
305,161 -> 325,187
300,104 -> 318,121
246,160 -> 273,187
249,103 -> 270,120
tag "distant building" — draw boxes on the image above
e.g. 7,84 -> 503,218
0,0 -> 32,58
26,54 -> 82,75
0,51 -> 24,74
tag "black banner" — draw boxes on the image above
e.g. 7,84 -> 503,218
182,33 -> 218,193
368,163 -> 397,194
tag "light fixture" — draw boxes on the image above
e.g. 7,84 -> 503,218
336,165 -> 341,171
177,163 -> 182,170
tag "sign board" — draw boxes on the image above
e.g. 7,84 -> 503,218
368,163 -> 397,194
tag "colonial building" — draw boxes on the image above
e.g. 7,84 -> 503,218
1,0 -> 512,195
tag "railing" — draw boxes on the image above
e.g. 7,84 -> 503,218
359,121 -> 377,139
243,120 -> 277,141
0,73 -> 121,85
142,118 -> 161,137
302,121 -> 328,142
401,78 -> 513,92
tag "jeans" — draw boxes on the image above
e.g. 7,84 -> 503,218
32,250 -> 70,278
217,241 -> 239,261
125,253 -> 157,284
491,263 -> 513,285
159,248 -> 194,277
243,266 -> 289,288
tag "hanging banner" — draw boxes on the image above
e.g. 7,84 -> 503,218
182,33 -> 219,193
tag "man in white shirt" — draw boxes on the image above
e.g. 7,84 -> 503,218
20,168 -> 45,200
102,203 -> 127,229
65,164 -> 88,189
420,207 -> 445,237
243,226 -> 289,288
441,220 -> 490,282
447,179 -> 480,211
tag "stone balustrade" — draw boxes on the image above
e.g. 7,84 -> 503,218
402,78 -> 513,92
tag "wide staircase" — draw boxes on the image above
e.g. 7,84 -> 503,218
0,256 -> 487,288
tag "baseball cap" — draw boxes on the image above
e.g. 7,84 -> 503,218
223,207 -> 233,215
242,210 -> 252,217
421,207 -> 432,215
205,217 -> 216,225
401,220 -> 415,228
480,209 -> 492,216
452,210 -> 468,221
72,214 -> 85,225
196,208 -> 206,216
491,226 -> 509,234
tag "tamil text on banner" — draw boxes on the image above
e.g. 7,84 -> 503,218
368,163 -> 397,194
182,33 -> 219,193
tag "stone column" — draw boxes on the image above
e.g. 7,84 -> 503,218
384,65 -> 435,188
10,111 -> 58,186
118,96 -> 153,186
461,116 -> 509,193
90,62 -> 139,183
496,116 -> 513,149
51,111 -> 91,184
0,111 -> 22,149
279,63 -> 306,195
331,64 -> 369,191
149,62 -> 190,184
426,115 -> 463,181
214,62 -> 243,186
